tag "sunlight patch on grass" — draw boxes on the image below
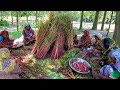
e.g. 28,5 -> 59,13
9,29 -> 22,39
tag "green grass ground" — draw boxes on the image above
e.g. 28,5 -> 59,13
9,28 -> 38,39
9,29 -> 23,39
0,26 -> 6,29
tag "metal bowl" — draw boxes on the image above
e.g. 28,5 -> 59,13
69,58 -> 91,74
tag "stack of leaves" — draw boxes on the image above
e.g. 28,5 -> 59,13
28,58 -> 67,79
53,48 -> 81,78
24,48 -> 80,79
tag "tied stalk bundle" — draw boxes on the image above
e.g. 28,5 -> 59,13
49,26 -> 65,59
32,12 -> 74,59
35,27 -> 57,59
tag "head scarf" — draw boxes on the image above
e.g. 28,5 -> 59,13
24,22 -> 31,29
94,32 -> 103,40
73,34 -> 77,40
109,49 -> 120,63
0,35 -> 3,42
0,31 -> 2,35
0,48 -> 15,74
23,23 -> 34,36
83,30 -> 90,36
0,30 -> 9,39
109,49 -> 120,57
108,49 -> 120,73
103,38 -> 112,49
100,65 -> 114,77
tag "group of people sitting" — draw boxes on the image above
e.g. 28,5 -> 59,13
73,30 -> 120,79
0,24 -> 119,79
0,23 -> 36,79
0,22 -> 36,49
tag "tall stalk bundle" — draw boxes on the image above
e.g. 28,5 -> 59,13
35,27 -> 57,59
49,27 -> 65,59
66,23 -> 74,50
32,12 -> 74,59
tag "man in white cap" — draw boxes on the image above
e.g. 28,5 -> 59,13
94,32 -> 103,40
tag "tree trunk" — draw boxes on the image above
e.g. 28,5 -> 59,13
16,11 -> 19,31
79,11 -> 84,30
92,11 -> 99,30
106,11 -> 114,36
11,11 -> 14,25
26,12 -> 28,22
6,11 -> 9,19
1,11 -> 3,21
101,11 -> 107,30
113,11 -> 120,48
19,11 -> 21,26
35,11 -> 38,27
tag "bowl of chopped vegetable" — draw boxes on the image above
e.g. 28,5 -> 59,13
69,58 -> 91,74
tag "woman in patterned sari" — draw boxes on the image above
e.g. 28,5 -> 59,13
93,32 -> 103,52
78,30 -> 92,49
0,48 -> 21,79
80,32 -> 103,59
86,32 -> 104,58
0,30 -> 14,49
92,49 -> 120,79
73,34 -> 79,48
90,37 -> 117,67
22,23 -> 36,45
99,38 -> 118,66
